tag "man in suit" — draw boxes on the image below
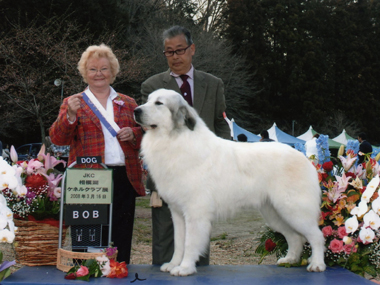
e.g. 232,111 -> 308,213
358,132 -> 372,164
141,25 -> 230,266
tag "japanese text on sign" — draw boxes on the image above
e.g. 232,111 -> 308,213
65,169 -> 113,204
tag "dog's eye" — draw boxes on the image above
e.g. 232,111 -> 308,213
155,101 -> 163,105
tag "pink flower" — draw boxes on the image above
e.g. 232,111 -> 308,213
322,226 -> 333,237
343,243 -> 356,254
337,226 -> 347,239
114,100 -> 124,106
26,159 -> 44,175
76,265 -> 89,277
329,238 -> 344,253
105,247 -> 118,257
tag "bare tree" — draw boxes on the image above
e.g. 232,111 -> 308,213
319,111 -> 360,139
192,0 -> 227,33
0,16 -> 148,143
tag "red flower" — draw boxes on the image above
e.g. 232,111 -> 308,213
265,238 -> 276,252
345,172 -> 356,179
322,161 -> 334,172
107,259 -> 128,278
64,273 -> 76,280
321,173 -> 328,181
320,211 -> 331,221
25,174 -> 48,195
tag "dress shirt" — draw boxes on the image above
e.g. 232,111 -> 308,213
87,87 -> 125,166
170,65 -> 194,103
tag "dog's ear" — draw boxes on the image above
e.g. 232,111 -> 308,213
179,105 -> 196,131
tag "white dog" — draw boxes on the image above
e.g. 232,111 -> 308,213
134,89 -> 326,276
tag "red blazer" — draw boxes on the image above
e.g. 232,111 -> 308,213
50,92 -> 145,196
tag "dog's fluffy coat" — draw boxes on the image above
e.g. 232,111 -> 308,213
134,89 -> 326,276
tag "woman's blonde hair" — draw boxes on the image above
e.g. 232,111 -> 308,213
77,44 -> 120,84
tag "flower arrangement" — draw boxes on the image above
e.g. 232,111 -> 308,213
0,145 -> 66,221
64,247 -> 128,281
0,194 -> 16,281
256,141 -> 380,277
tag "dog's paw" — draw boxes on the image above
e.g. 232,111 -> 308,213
170,265 -> 197,277
307,262 -> 326,272
277,256 -> 299,265
160,262 -> 176,272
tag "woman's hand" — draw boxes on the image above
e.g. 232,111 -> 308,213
67,93 -> 83,121
117,127 -> 135,142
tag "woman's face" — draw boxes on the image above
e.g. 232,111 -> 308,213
85,56 -> 112,89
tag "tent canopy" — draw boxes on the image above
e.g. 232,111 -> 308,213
267,123 -> 305,146
297,126 -> 342,149
232,121 -> 261,142
332,129 -> 356,146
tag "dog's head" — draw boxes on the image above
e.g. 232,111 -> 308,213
134,89 -> 197,132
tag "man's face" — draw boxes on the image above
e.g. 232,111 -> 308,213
164,34 -> 195,75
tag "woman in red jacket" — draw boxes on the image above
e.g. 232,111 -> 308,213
50,44 -> 145,263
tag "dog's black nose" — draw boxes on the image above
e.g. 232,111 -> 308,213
134,108 -> 142,115
134,107 -> 142,123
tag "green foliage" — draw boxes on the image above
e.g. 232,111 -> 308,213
30,196 -> 60,220
255,227 -> 288,263
66,258 -> 102,281
0,251 -> 12,281
211,232 -> 228,241
135,197 -> 150,209
221,0 -> 380,142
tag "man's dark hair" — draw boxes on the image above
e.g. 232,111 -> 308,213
358,132 -> 367,140
163,25 -> 193,46
237,134 -> 247,142
260,130 -> 269,139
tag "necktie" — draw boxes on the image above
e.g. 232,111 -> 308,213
179,74 -> 193,106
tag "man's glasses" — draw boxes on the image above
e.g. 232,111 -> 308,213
163,45 -> 191,57
88,68 -> 110,75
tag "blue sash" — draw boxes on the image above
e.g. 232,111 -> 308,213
82,92 -> 118,137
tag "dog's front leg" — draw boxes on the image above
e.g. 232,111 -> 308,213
160,208 -> 185,273
170,213 -> 212,276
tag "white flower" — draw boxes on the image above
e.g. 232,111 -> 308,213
361,175 -> 380,203
343,236 -> 353,245
345,215 -> 359,234
0,173 -> 18,191
350,200 -> 369,217
53,187 -> 62,199
363,210 -> 380,230
14,185 -> 27,197
10,146 -> 18,163
0,159 -> 16,176
354,164 -> 366,180
0,194 -> 7,207
0,228 -> 15,243
96,255 -> 111,277
339,155 -> 357,172
349,177 -> 363,190
372,197 -> 380,215
359,227 -> 375,244
0,213 -> 7,230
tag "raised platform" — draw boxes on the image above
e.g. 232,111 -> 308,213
1,264 -> 374,285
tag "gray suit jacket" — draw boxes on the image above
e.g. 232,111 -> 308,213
141,69 -> 230,139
